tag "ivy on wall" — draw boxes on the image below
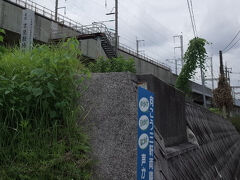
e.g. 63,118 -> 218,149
175,37 -> 208,94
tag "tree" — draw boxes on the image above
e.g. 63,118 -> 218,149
176,37 -> 208,94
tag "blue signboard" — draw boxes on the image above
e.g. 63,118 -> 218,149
137,87 -> 155,180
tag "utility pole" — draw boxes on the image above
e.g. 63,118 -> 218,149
165,59 -> 181,75
219,51 -> 224,76
225,66 -> 232,85
115,0 -> 118,56
210,57 -> 214,90
180,35 -> 184,67
200,66 -> 207,108
175,59 -> 178,75
173,35 -> 184,67
55,0 -> 59,21
136,38 -> 144,56
106,0 -> 118,56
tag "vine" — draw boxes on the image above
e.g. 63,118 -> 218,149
213,74 -> 233,117
175,37 -> 208,94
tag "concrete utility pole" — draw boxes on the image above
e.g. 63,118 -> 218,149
210,57 -> 214,90
173,35 -> 184,67
180,35 -> 184,67
115,0 -> 118,56
136,38 -> 144,56
165,58 -> 181,75
219,51 -> 224,76
225,66 -> 232,84
55,0 -> 59,21
200,66 -> 207,108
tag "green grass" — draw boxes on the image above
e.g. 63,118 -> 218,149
0,39 -> 92,179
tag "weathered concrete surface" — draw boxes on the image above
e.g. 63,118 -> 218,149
81,72 -> 240,180
155,102 -> 240,180
119,50 -> 172,84
137,75 -> 187,147
81,72 -> 138,180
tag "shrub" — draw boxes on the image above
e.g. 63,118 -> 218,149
88,56 -> 136,73
0,39 -> 92,179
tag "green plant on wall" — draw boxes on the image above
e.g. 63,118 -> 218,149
175,37 -> 208,94
88,56 -> 136,73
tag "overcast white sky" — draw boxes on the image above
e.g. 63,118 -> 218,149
32,0 -> 240,94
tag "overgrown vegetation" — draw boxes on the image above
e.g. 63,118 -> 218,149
231,116 -> 240,133
0,38 -> 92,179
176,37 -> 208,94
88,56 -> 136,73
213,74 -> 233,117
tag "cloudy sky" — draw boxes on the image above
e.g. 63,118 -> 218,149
31,0 -> 240,95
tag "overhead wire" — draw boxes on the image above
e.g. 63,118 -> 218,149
186,0 -> 196,37
223,36 -> 240,53
222,30 -> 240,52
189,0 -> 198,37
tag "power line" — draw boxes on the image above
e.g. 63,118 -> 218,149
186,0 -> 196,37
224,37 -> 240,53
222,30 -> 240,52
189,0 -> 198,37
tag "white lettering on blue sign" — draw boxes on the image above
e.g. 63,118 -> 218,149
137,87 -> 155,180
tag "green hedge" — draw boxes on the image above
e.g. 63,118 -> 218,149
0,39 -> 92,179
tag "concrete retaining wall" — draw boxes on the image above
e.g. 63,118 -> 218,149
81,72 -> 240,180
81,72 -> 138,180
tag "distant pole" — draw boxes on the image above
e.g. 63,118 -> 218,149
115,0 -> 118,56
225,65 -> 228,79
136,39 -> 139,56
219,51 -> 224,76
136,38 -> 144,56
210,57 -> 214,90
180,35 -> 184,67
173,35 -> 184,70
201,66 -> 207,108
175,59 -> 178,75
55,0 -> 59,21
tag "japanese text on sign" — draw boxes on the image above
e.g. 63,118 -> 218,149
20,9 -> 35,50
137,87 -> 155,180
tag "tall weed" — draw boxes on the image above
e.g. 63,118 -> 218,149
0,39 -> 92,179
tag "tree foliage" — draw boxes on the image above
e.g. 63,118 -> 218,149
175,37 -> 208,94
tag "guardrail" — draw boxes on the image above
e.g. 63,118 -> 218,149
119,43 -> 171,70
7,0 -> 170,71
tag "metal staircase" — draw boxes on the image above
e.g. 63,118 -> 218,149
7,0 -> 170,69
100,34 -> 116,59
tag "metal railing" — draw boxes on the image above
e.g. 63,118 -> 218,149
7,0 -> 170,71
119,43 -> 171,70
8,0 -> 115,44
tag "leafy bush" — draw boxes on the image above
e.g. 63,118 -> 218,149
231,116 -> 240,133
0,39 -> 92,179
88,56 -> 136,73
